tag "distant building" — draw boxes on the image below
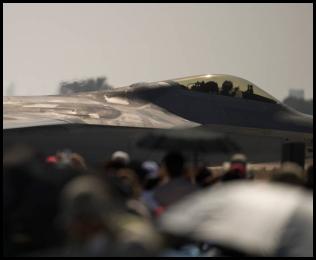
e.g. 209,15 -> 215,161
283,89 -> 312,115
289,89 -> 304,100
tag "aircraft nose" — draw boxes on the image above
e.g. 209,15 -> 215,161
276,111 -> 313,133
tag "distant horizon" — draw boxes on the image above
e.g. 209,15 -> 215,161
4,3 -> 313,100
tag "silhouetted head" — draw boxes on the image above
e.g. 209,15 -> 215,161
229,154 -> 247,174
247,84 -> 254,91
162,152 -> 185,179
221,81 -> 233,94
103,151 -> 130,177
59,175 -> 119,244
141,161 -> 161,190
205,81 -> 219,93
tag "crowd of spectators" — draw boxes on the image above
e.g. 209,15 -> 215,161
3,145 -> 313,257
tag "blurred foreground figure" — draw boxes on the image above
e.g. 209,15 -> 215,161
305,164 -> 313,191
271,162 -> 305,187
230,153 -> 248,172
139,161 -> 162,214
153,152 -> 197,209
59,175 -> 162,256
3,145 -> 80,257
195,167 -> 214,188
46,150 -> 87,171
103,150 -> 130,177
221,153 -> 251,182
158,182 -> 313,257
111,150 -> 130,165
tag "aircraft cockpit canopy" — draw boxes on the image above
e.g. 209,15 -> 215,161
171,74 -> 279,104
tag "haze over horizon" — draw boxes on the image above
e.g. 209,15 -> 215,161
3,3 -> 313,100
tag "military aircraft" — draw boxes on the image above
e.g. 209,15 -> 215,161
3,74 -> 313,165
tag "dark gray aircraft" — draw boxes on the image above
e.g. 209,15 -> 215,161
3,74 -> 313,165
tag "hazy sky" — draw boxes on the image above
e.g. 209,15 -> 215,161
3,3 -> 313,100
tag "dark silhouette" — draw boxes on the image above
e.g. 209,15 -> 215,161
221,169 -> 247,182
305,165 -> 313,191
163,152 -> 185,178
153,152 -> 197,208
206,81 -> 219,94
220,81 -> 234,96
191,81 -> 209,93
243,84 -> 254,99
3,145 -> 82,257
195,167 -> 213,188
232,86 -> 242,98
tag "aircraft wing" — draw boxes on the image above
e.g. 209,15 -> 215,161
4,116 -> 71,129
3,94 -> 200,130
